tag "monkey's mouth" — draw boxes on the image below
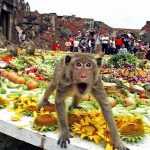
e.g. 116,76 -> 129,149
77,83 -> 88,94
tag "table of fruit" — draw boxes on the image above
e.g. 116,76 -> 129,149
0,49 -> 150,150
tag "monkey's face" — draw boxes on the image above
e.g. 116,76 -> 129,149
64,54 -> 101,95
71,57 -> 97,94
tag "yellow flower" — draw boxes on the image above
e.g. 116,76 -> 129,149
71,110 -> 150,148
91,135 -> 101,144
105,143 -> 113,150
11,113 -> 22,121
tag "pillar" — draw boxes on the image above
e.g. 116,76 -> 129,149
8,13 -> 13,41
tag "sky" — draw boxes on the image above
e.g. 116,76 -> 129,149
26,0 -> 150,29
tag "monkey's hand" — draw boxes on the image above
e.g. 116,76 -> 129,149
38,99 -> 50,109
113,140 -> 130,150
57,131 -> 71,148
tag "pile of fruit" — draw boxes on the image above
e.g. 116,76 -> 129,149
0,51 -> 150,150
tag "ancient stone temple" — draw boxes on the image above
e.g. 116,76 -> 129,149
0,0 -> 16,41
141,21 -> 150,43
0,0 -> 30,42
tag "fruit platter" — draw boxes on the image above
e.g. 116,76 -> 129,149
0,49 -> 150,150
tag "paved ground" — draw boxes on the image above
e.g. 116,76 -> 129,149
0,133 -> 42,150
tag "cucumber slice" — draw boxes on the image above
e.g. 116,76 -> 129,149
121,135 -> 144,143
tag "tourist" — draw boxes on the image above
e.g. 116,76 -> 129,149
118,44 -> 128,54
52,41 -> 61,51
115,36 -> 124,51
95,34 -> 102,54
109,37 -> 116,54
73,38 -> 79,52
15,25 -> 24,43
65,40 -> 71,51
101,34 -> 109,53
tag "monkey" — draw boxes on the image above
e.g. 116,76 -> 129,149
39,53 -> 129,150
6,41 -> 18,56
0,27 -> 7,48
20,37 -> 36,55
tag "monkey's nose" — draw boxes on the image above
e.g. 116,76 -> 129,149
80,71 -> 87,78
81,74 -> 87,79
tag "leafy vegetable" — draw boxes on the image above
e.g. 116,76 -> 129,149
108,53 -> 138,68
0,88 -> 6,94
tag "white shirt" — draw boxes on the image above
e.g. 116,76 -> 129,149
119,48 -> 128,54
65,41 -> 71,47
73,40 -> 79,47
95,36 -> 101,45
101,36 -> 109,44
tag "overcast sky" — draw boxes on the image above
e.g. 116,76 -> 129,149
26,0 -> 150,29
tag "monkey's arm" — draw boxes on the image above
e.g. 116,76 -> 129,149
55,87 -> 71,148
69,95 -> 81,110
39,80 -> 56,107
92,79 -> 129,150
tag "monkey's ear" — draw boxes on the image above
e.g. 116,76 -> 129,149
65,55 -> 72,65
96,57 -> 102,66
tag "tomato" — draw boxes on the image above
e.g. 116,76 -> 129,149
36,75 -> 45,80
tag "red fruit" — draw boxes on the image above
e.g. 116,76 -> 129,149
27,80 -> 39,90
16,77 -> 26,84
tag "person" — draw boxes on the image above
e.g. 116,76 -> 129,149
52,41 -> 61,51
79,38 -> 87,53
101,34 -> 109,53
95,34 -> 102,54
109,37 -> 116,54
90,38 -> 96,53
65,40 -> 71,51
69,35 -> 74,52
123,35 -> 130,50
145,45 -> 150,60
15,25 -> 24,43
21,31 -> 26,42
118,44 -> 128,54
73,38 -> 79,52
115,36 -> 124,51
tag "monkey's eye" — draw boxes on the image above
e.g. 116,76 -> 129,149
76,62 -> 82,68
85,62 -> 92,68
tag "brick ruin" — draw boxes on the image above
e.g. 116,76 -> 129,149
1,0 -> 149,49
140,21 -> 150,43
0,0 -> 30,42
0,0 -> 113,49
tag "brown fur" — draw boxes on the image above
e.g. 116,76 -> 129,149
39,53 -> 129,150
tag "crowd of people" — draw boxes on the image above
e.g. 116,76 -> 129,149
14,17 -> 150,60
13,10 -> 150,58
61,30 -> 150,58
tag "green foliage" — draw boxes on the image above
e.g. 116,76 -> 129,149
108,53 -> 138,68
79,100 -> 100,111
121,135 -> 144,143
10,57 -> 27,70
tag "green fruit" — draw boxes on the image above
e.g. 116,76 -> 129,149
7,82 -> 20,88
7,93 -> 21,99
121,135 -> 144,143
0,88 -> 6,94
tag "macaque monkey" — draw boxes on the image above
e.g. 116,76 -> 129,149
39,53 -> 129,150
20,38 -> 36,55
